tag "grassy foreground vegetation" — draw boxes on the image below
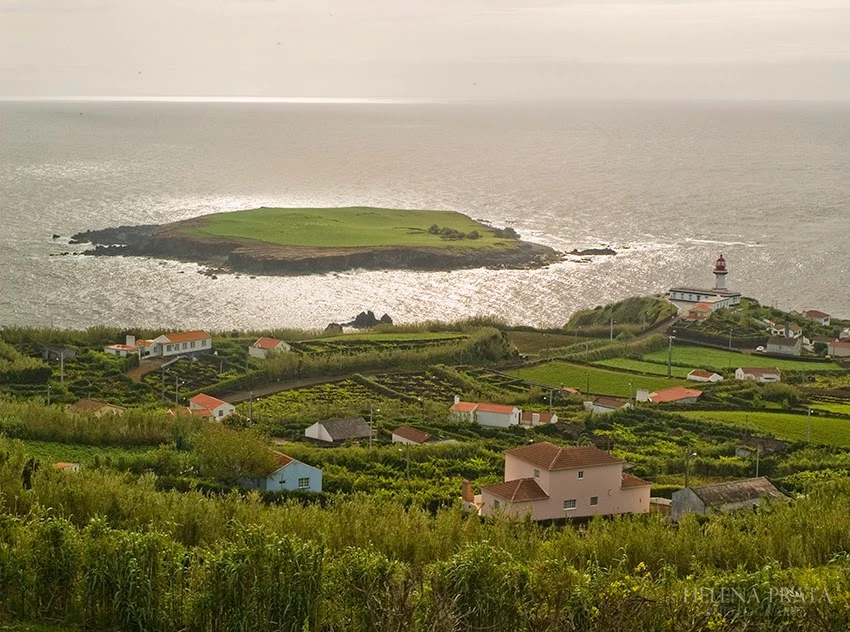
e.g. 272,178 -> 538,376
187,206 -> 521,249
681,410 -> 850,447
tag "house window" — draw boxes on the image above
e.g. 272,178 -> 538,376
182,342 -> 188,349
564,499 -> 576,511
166,345 -> 172,352
533,468 -> 540,479
298,477 -> 310,490
190,341 -> 195,348
201,339 -> 207,346
578,471 -> 584,479
494,499 -> 500,509
590,496 -> 599,506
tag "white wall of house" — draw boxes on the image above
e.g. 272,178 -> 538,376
735,369 -> 781,383
152,336 -> 211,358
476,409 -> 520,427
828,342 -> 850,358
392,433 -> 421,445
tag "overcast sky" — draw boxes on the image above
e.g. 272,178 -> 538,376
2,0 -> 849,100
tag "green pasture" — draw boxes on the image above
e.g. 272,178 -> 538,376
187,207 -> 514,249
681,410 -> 850,447
643,345 -> 842,373
594,357 -> 692,378
509,361 -> 690,398
809,400 -> 850,416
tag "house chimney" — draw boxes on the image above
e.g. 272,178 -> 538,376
635,388 -> 650,403
454,394 -> 460,405
532,412 -> 540,425
461,479 -> 473,503
126,335 -> 136,347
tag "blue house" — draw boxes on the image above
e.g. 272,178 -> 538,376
240,451 -> 323,493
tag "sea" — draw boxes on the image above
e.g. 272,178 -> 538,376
1,99 -> 848,332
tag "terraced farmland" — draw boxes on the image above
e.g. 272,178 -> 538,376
681,410 -> 850,447
290,332 -> 468,355
643,345 -> 842,373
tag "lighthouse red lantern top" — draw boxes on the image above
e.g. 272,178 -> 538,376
714,254 -> 727,274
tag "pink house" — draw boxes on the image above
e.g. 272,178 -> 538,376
479,442 -> 651,521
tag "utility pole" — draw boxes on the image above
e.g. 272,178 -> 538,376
46,383 -> 51,406
755,443 -> 761,478
161,367 -> 166,402
249,390 -> 254,420
60,352 -> 65,385
585,341 -> 589,363
685,451 -> 697,488
174,375 -> 180,407
806,408 -> 812,443
610,317 -> 614,341
548,389 -> 553,414
667,336 -> 672,378
728,328 -> 733,350
369,404 -> 377,449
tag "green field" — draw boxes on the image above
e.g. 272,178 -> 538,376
594,357 -> 692,378
21,440 -> 156,466
187,207 -> 516,249
810,400 -> 850,416
643,345 -> 842,373
510,361 -> 690,398
681,411 -> 850,447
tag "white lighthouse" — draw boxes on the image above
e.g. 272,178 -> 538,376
713,254 -> 728,291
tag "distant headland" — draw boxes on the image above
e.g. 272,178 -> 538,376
71,206 -> 563,275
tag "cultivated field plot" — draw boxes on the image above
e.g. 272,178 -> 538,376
643,346 -> 843,373
681,411 -> 850,447
368,371 -> 460,403
22,440 -> 157,466
291,332 -> 468,355
247,379 -> 389,421
594,358 -> 692,378
461,368 -> 534,395
143,357 -> 239,399
509,361 -> 689,398
809,400 -> 850,416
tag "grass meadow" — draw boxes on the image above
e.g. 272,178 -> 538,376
510,361 -> 690,397
681,410 -> 850,447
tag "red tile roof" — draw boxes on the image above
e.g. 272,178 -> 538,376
475,403 -> 518,414
688,369 -> 717,379
803,310 -> 830,319
521,410 -> 556,423
621,473 -> 651,488
649,386 -> 702,404
450,402 -> 477,413
163,330 -> 211,343
190,393 -> 230,410
738,367 -> 781,377
506,442 -> 622,471
482,478 -> 549,502
53,462 -> 79,470
105,344 -> 138,352
252,337 -> 284,350
392,425 -> 432,444
593,396 -> 628,409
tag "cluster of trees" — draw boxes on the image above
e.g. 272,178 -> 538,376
565,296 -> 677,333
427,224 -> 481,240
0,340 -> 51,385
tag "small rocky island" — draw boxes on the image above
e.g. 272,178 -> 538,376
71,206 -> 563,275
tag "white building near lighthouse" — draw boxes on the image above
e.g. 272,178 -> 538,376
668,255 -> 742,311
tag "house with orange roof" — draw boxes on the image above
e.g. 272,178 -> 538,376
684,302 -> 713,321
583,396 -> 631,414
645,386 -> 702,405
449,397 -> 521,427
189,393 -> 235,420
146,330 -> 212,358
476,441 -> 650,521
248,337 -> 292,359
520,410 -> 559,426
391,425 -> 435,445
802,310 -> 830,326
828,340 -> 850,358
687,369 -> 723,383
239,451 -> 322,493
53,462 -> 80,473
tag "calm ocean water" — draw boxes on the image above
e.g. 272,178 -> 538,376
1,100 -> 848,331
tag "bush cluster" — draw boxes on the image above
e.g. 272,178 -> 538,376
427,224 -> 481,240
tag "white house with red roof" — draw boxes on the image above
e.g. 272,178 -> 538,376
478,441 -> 650,521
391,425 -> 435,445
583,396 -> 631,414
188,393 -> 235,420
449,398 -> 521,427
687,369 -> 723,383
145,330 -> 212,358
239,451 -> 322,493
802,310 -> 831,326
735,367 -> 782,383
645,386 -> 702,405
248,337 -> 292,359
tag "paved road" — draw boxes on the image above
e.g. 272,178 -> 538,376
217,375 -> 350,404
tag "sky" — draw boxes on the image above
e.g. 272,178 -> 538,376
1,0 -> 849,100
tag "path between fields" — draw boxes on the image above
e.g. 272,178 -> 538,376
218,375 -> 350,404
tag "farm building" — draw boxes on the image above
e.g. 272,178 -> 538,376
684,303 -> 712,321
766,335 -> 801,357
802,310 -> 830,326
476,442 -> 651,521
305,417 -> 372,445
735,436 -> 787,458
735,367 -> 781,383
687,369 -> 723,383
239,451 -> 322,493
391,425 -> 434,445
645,386 -> 702,405
144,331 -> 212,358
69,399 -> 126,417
520,410 -> 558,426
248,337 -> 291,359
583,396 -> 630,414
671,477 -> 788,521
449,398 -> 521,427
104,335 -> 142,357
42,345 -> 76,362
188,393 -> 235,420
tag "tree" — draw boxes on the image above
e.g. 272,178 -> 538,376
192,425 -> 277,485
